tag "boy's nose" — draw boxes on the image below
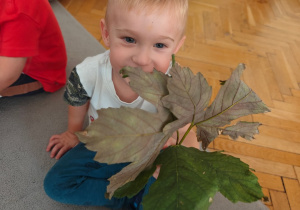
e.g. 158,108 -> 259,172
132,48 -> 151,68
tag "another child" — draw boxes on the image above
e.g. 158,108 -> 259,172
44,0 -> 198,209
0,0 -> 67,97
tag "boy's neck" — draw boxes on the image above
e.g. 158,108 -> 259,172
112,68 -> 139,103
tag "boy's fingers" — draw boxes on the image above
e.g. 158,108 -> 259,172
49,134 -> 61,141
55,146 -> 69,160
46,140 -> 55,151
46,138 -> 60,151
50,143 -> 62,158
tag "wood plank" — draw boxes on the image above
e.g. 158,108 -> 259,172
269,0 -> 282,18
221,151 -> 296,178
250,24 -> 300,44
267,52 -> 292,96
253,171 -> 284,192
63,0 -> 84,14
290,42 -> 300,81
253,112 -> 300,133
291,89 -> 300,98
219,6 -> 232,35
273,100 -> 300,115
243,57 -> 274,107
57,0 -> 71,7
270,190 -> 290,210
267,109 -> 300,124
262,188 -> 272,206
77,0 -> 97,13
280,46 -> 300,84
174,57 -> 232,79
229,31 -> 290,51
203,11 -> 217,40
227,2 -> 250,32
238,134 -> 300,155
295,166 -> 300,184
258,56 -> 284,101
283,95 -> 300,105
264,18 -> 300,36
214,138 -> 300,166
206,38 -> 261,55
93,0 -> 108,10
246,4 -> 256,26
281,0 -> 300,14
176,42 -> 248,68
259,125 -> 300,144
283,178 -> 300,210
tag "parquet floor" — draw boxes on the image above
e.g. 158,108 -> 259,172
58,0 -> 300,209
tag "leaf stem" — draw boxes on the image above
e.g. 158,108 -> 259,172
178,122 -> 194,145
172,54 -> 175,67
176,130 -> 179,145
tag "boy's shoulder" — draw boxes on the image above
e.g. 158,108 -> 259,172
76,50 -> 110,70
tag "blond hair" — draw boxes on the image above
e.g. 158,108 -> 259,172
105,0 -> 188,36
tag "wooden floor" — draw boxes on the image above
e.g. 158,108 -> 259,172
58,0 -> 300,209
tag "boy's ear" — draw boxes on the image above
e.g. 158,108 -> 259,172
174,35 -> 186,54
100,19 -> 110,47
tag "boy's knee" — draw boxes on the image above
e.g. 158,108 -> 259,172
43,168 -> 76,203
43,170 -> 62,201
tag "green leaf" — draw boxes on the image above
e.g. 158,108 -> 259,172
196,64 -> 270,149
220,121 -> 262,140
143,146 -> 263,210
162,64 -> 212,134
114,164 -> 157,199
76,107 -> 172,198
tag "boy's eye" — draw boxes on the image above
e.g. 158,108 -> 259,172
124,37 -> 135,43
154,43 -> 165,48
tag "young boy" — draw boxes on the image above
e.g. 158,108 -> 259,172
44,0 -> 198,209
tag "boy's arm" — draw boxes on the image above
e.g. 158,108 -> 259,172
178,124 -> 200,149
0,56 -> 27,92
67,103 -> 90,132
46,103 -> 89,159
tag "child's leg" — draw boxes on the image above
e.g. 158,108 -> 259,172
44,142 -> 130,208
0,73 -> 43,97
44,143 -> 153,209
131,176 -> 156,210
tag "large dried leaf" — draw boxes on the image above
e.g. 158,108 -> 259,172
120,67 -> 169,110
77,107 -> 172,198
162,64 -> 212,133
196,64 -> 270,149
143,146 -> 263,210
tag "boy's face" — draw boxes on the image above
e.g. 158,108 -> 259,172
101,4 -> 186,75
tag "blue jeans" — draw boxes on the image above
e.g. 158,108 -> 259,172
44,143 -> 155,209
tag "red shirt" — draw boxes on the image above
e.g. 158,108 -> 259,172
0,0 -> 67,92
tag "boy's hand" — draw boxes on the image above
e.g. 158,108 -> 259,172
46,131 -> 79,159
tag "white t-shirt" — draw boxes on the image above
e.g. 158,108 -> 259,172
65,50 -> 157,124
